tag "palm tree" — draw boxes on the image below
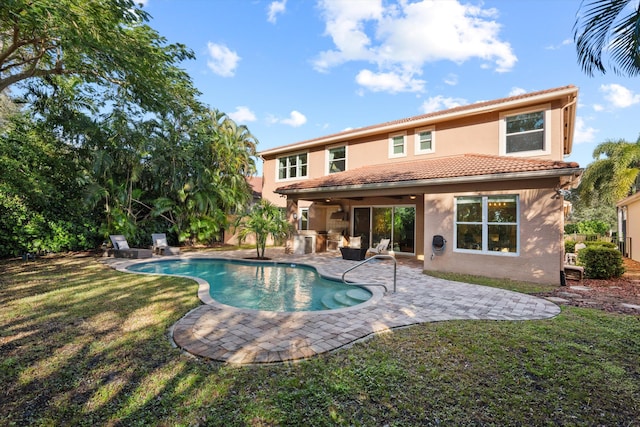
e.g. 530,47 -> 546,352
235,199 -> 292,259
574,0 -> 640,76
579,137 -> 640,205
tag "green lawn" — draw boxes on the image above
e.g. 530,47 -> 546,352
1,254 -> 639,426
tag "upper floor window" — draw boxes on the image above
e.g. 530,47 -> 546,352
501,106 -> 550,156
327,145 -> 346,174
277,152 -> 308,180
415,127 -> 435,155
454,195 -> 519,255
389,133 -> 406,158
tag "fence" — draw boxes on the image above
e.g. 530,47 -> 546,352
564,233 -> 629,258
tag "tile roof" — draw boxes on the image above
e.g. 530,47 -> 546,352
276,154 -> 581,194
260,85 -> 578,156
248,176 -> 263,198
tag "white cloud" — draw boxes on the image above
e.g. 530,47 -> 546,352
545,38 -> 572,50
420,95 -> 468,113
355,69 -> 425,93
228,106 -> 256,123
573,116 -> 597,145
267,0 -> 287,24
508,87 -> 527,97
593,104 -> 604,112
271,110 -> 307,127
600,83 -> 640,108
314,0 -> 516,93
444,73 -> 458,86
206,42 -> 240,77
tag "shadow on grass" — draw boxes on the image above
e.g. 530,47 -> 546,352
1,255 -> 639,425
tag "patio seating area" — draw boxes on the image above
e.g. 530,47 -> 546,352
104,249 -> 561,364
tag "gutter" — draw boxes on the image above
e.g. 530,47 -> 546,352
276,167 -> 583,196
260,87 -> 579,157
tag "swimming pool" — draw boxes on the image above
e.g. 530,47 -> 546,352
126,258 -> 372,312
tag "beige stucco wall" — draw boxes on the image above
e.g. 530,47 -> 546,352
261,100 -> 568,207
623,198 -> 640,262
423,179 -> 565,285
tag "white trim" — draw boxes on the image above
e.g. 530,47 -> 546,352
275,151 -> 309,182
453,195 -> 520,256
325,144 -> 348,175
388,132 -> 407,158
298,207 -> 309,230
499,104 -> 551,157
414,126 -> 435,155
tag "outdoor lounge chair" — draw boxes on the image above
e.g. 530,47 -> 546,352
564,251 -> 584,281
109,235 -> 153,259
366,238 -> 390,257
340,236 -> 368,260
152,233 -> 181,255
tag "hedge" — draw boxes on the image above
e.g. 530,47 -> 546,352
580,246 -> 625,279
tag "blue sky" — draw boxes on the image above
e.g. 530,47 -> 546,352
142,0 -> 640,173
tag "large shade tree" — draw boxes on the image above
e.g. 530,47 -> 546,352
0,104 -> 96,256
574,0 -> 640,76
0,0 -> 197,113
0,0 -> 259,254
148,109 -> 257,245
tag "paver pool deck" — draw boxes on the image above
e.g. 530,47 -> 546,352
104,249 -> 561,364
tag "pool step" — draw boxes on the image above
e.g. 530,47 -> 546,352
321,293 -> 347,309
346,288 -> 371,302
321,288 -> 372,310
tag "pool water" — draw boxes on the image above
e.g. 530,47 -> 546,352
126,258 -> 372,312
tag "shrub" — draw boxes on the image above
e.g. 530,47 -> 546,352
565,240 -> 576,254
585,241 -> 617,249
577,220 -> 610,235
580,246 -> 625,279
564,223 -> 579,234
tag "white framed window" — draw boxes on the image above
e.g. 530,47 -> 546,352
327,145 -> 347,174
388,132 -> 406,158
500,105 -> 550,156
454,195 -> 519,255
277,152 -> 308,181
414,127 -> 435,155
299,208 -> 309,230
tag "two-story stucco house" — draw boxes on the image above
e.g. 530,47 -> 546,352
258,85 -> 582,284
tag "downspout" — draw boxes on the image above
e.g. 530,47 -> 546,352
562,95 -> 578,156
560,95 -> 578,285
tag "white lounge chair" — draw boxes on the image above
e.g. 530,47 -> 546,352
564,251 -> 584,281
109,235 -> 153,259
152,233 -> 181,255
367,238 -> 391,257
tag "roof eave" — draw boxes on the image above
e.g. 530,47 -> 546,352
260,86 -> 579,157
276,167 -> 583,196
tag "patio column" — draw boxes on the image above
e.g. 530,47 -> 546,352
287,199 -> 299,230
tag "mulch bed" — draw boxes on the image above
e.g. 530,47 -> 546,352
534,258 -> 640,316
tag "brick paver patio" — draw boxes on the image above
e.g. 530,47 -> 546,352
104,249 -> 560,364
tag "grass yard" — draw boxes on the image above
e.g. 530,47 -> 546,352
1,254 -> 639,426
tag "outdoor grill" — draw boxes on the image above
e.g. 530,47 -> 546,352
326,229 -> 344,251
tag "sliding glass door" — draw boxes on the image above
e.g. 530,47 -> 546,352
353,207 -> 371,247
393,206 -> 415,253
372,207 -> 392,249
352,205 -> 415,254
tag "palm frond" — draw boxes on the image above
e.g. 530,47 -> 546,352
574,0 -> 639,76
